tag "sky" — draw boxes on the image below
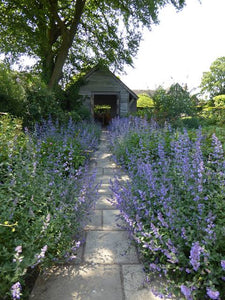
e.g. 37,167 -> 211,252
120,0 -> 225,93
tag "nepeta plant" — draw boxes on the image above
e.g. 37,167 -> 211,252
0,117 -> 100,299
109,116 -> 225,299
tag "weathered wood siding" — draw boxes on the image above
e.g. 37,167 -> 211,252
79,69 -> 136,116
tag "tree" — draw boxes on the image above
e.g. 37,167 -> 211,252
152,83 -> 195,120
0,0 -> 186,90
200,57 -> 225,99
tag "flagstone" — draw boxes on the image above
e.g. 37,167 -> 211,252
84,231 -> 139,264
103,210 -> 125,230
30,264 -> 123,300
95,195 -> 115,209
85,210 -> 102,231
122,264 -> 163,300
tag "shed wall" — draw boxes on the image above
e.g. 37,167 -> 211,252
79,69 -> 136,116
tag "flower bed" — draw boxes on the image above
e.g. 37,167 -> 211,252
0,116 -> 101,299
109,116 -> 225,299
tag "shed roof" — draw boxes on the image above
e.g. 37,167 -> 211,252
83,65 -> 138,100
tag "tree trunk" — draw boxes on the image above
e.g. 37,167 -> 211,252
48,0 -> 86,90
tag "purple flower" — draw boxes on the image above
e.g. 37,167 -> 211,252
206,288 -> 220,299
11,282 -> 22,300
189,241 -> 202,271
149,263 -> 161,272
180,285 -> 192,300
35,245 -> 48,261
185,268 -> 191,274
157,212 -> 169,228
221,260 -> 225,270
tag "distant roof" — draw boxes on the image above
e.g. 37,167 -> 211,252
84,65 -> 138,100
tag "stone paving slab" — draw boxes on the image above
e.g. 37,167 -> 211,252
103,168 -> 118,175
96,161 -> 118,169
84,231 -> 139,264
30,264 -> 123,300
97,183 -> 112,194
88,168 -> 103,176
95,195 -> 115,209
103,210 -> 124,230
93,152 -> 112,159
122,265 -> 161,300
85,210 -> 102,230
95,175 -> 115,184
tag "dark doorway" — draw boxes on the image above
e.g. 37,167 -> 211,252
94,94 -> 118,125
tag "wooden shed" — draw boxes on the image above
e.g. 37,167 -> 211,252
79,66 -> 137,124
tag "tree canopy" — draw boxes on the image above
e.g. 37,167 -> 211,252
152,83 -> 196,120
200,56 -> 225,99
0,0 -> 186,89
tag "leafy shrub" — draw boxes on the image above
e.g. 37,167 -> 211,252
0,64 -> 64,125
152,84 -> 196,122
0,64 -> 91,126
0,64 -> 26,117
0,114 -> 26,183
201,105 -> 225,126
18,73 -> 64,126
109,116 -> 225,300
0,118 -> 101,299
137,93 -> 154,108
133,107 -> 154,121
76,105 -> 91,120
213,94 -> 225,107
173,116 -> 204,129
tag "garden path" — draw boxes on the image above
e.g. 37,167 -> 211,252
30,130 -> 163,300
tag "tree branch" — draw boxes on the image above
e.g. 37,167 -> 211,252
49,0 -> 66,34
48,0 -> 87,89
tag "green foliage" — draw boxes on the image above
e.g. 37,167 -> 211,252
200,100 -> 225,126
213,94 -> 225,107
0,64 -> 26,116
200,57 -> 225,99
19,73 -> 63,125
63,75 -> 85,111
173,116 -> 203,129
0,64 -> 65,125
0,118 -> 100,299
0,0 -> 187,88
137,93 -> 154,108
0,64 -> 92,126
0,114 -> 26,183
109,117 -> 225,299
199,94 -> 225,126
152,83 -> 196,122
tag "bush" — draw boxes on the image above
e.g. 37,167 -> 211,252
17,73 -> 64,126
213,94 -> 225,107
201,105 -> 225,126
0,64 -> 65,125
137,93 -> 154,108
0,64 -> 91,127
0,64 -> 26,117
0,118 -> 101,299
173,116 -> 204,129
109,116 -> 225,299
152,84 -> 196,122
0,113 -> 26,183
